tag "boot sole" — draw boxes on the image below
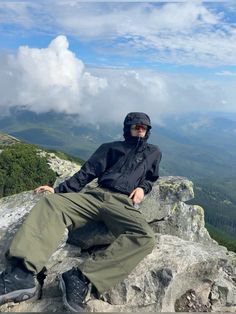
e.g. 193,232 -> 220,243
58,274 -> 87,312
0,287 -> 36,306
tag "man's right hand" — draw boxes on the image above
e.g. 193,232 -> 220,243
34,185 -> 55,194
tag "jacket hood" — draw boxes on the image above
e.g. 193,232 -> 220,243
123,112 -> 152,141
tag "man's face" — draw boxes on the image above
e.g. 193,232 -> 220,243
130,124 -> 148,138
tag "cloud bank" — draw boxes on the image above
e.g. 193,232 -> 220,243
0,36 -> 107,116
0,36 -> 235,124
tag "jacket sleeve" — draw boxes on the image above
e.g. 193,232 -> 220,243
54,144 -> 109,193
138,151 -> 162,195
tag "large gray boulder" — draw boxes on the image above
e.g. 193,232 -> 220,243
68,176 -> 212,248
0,176 -> 235,312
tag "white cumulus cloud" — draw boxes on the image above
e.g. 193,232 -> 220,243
0,35 -> 236,124
0,35 -> 107,115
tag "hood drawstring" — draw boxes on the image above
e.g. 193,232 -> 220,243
135,136 -> 147,153
135,136 -> 142,152
112,137 -> 144,175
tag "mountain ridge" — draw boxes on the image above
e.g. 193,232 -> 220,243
1,109 -> 236,178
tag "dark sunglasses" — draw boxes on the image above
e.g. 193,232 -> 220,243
131,124 -> 148,131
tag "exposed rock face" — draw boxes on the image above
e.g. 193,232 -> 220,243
0,176 -> 235,312
0,191 -> 43,269
37,150 -> 81,177
0,133 -> 20,155
67,176 -> 212,249
0,133 -> 20,146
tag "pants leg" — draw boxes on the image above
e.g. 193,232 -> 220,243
7,192 -> 102,273
79,188 -> 155,293
7,188 -> 155,294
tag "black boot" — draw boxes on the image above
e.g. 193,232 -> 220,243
58,267 -> 91,312
0,265 -> 36,305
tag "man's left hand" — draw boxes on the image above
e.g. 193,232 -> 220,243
129,187 -> 144,204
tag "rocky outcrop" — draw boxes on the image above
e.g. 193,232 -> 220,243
37,150 -> 81,177
0,133 -> 20,155
0,176 -> 236,312
67,176 -> 212,249
0,133 -> 20,146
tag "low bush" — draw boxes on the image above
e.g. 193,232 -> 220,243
0,143 -> 56,197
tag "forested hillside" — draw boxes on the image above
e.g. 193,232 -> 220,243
188,178 -> 236,252
0,143 -> 56,197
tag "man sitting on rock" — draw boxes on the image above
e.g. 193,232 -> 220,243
0,112 -> 162,312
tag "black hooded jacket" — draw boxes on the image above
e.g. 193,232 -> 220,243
54,112 -> 162,195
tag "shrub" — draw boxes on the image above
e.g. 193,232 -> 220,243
0,143 -> 56,197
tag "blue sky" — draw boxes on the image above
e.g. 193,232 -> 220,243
0,1 -> 236,123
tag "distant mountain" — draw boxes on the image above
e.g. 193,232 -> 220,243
0,108 -> 122,160
0,108 -> 236,180
152,112 -> 236,179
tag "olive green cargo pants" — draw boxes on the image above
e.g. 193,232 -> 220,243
7,187 -> 155,293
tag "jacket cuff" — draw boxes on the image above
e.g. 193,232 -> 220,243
138,185 -> 149,195
54,187 -> 59,193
